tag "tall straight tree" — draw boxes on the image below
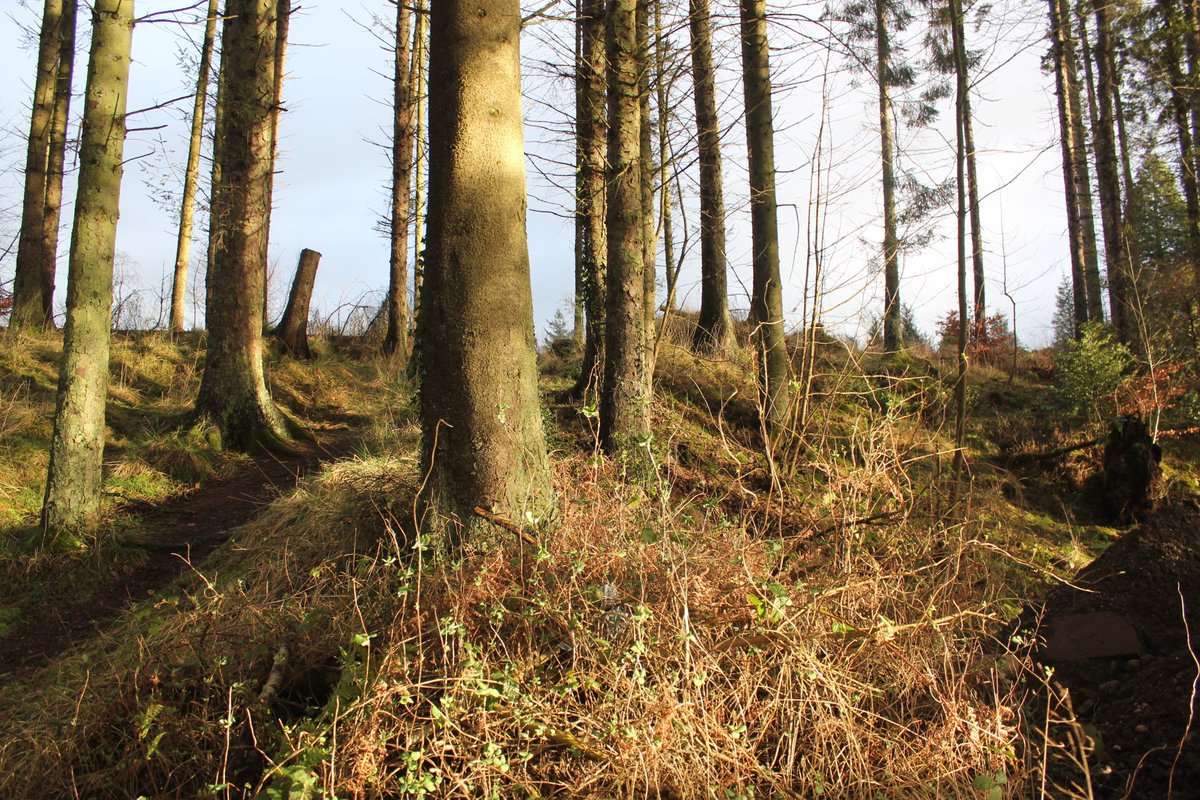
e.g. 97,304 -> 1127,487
875,0 -> 903,351
261,0 -> 291,323
740,0 -> 789,435
417,0 -> 553,540
12,0 -> 76,328
1048,0 -> 1091,335
1153,0 -> 1200,279
410,0 -> 428,320
638,1 -> 657,380
170,0 -> 220,333
40,0 -> 77,323
950,0 -> 968,470
1091,0 -> 1138,347
384,0 -> 417,358
572,0 -> 608,397
601,0 -> 651,460
42,0 -> 133,537
654,0 -> 679,315
194,0 -> 291,451
944,0 -> 986,336
688,0 -> 733,353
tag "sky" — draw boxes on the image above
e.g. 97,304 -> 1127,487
0,0 -> 1073,347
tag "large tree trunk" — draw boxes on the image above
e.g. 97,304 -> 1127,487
170,0 -> 219,333
1091,0 -> 1137,347
688,0 -> 733,354
740,0 -> 789,437
571,0 -> 608,399
876,0 -> 902,352
384,0 -> 416,358
601,0 -> 651,463
1049,0 -> 1090,336
42,0 -> 133,538
12,0 -> 68,328
417,0 -> 553,544
1072,3 -> 1105,321
195,0 -> 291,453
1157,0 -> 1200,284
274,247 -> 320,359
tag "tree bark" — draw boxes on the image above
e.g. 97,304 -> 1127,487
170,0 -> 219,333
274,247 -> 320,359
876,0 -> 902,352
417,0 -> 554,544
1157,0 -> 1200,284
571,0 -> 608,399
12,0 -> 67,328
195,0 -> 291,453
1049,0 -> 1090,336
385,0 -> 416,358
950,2 -> 986,338
42,0 -> 133,538
688,0 -> 733,353
601,0 -> 651,463
740,0 -> 789,437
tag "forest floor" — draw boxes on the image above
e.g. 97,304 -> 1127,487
2,329 -> 1199,798
0,428 -> 360,681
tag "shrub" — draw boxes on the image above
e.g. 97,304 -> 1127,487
1054,322 -> 1132,420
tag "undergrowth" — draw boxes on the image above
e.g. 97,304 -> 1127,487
2,331 -> 1172,798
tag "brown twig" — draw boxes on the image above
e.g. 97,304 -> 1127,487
473,506 -> 538,548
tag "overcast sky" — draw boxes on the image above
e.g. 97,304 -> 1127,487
0,0 -> 1071,346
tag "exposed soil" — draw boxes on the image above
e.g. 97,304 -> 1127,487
0,431 -> 359,683
1029,496 -> 1200,799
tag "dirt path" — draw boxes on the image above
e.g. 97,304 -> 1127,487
0,432 -> 359,683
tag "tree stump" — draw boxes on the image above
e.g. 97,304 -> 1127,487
1101,415 -> 1164,523
274,248 -> 321,359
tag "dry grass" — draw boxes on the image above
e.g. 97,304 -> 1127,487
0,335 -> 1105,798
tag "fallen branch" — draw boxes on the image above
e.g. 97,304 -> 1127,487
473,506 -> 539,548
258,641 -> 291,706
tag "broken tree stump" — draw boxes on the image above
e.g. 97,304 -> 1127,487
274,248 -> 321,359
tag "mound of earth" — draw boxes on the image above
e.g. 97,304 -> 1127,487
1030,497 -> 1200,798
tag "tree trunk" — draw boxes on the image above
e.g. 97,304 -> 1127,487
385,0 -> 416,358
170,0 -> 219,333
601,0 -> 651,463
410,0 -> 429,333
951,4 -> 986,338
638,1 -> 657,382
1158,0 -> 1200,282
574,12 -> 587,348
951,0 -> 969,472
740,0 -> 789,437
261,0 -> 291,326
417,0 -> 553,544
876,0 -> 902,352
12,0 -> 67,328
1049,0 -> 1090,336
1071,2 -> 1105,321
195,0 -> 291,453
39,0 -> 76,329
655,0 -> 678,317
1091,0 -> 1136,346
688,0 -> 733,354
205,55 -> 226,319
571,0 -> 608,399
42,0 -> 134,538
274,247 -> 320,359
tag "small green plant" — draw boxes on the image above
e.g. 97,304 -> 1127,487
1053,322 -> 1132,420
